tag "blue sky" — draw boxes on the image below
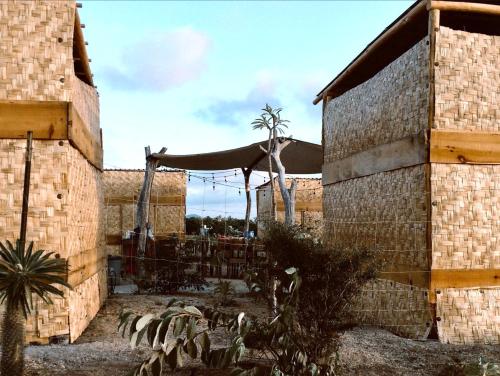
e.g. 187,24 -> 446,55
80,0 -> 413,218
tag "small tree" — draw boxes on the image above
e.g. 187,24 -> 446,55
252,104 -> 297,226
0,240 -> 70,376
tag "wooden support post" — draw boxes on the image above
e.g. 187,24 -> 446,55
135,146 -> 167,280
19,131 -> 33,248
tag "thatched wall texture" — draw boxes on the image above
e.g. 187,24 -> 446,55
103,170 -> 186,256
434,27 -> 499,132
0,140 -> 105,343
322,19 -> 499,344
256,178 -> 322,238
0,0 -> 105,343
430,27 -> 500,344
323,39 -> 429,164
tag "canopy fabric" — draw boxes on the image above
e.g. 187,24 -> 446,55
151,138 -> 322,174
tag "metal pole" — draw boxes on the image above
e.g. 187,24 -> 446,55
19,131 -> 33,248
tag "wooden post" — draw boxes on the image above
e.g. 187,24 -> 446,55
135,146 -> 167,280
19,131 -> 33,248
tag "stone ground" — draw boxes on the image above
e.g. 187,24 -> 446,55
24,288 -> 500,376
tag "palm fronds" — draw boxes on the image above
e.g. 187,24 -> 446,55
0,240 -> 71,318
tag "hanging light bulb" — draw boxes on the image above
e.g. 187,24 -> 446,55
234,169 -> 237,176
213,182 -> 215,191
238,188 -> 241,195
212,173 -> 215,180
225,177 -> 227,183
188,173 -> 191,182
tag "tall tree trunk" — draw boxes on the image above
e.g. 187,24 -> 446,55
272,138 -> 296,226
136,146 -> 166,281
266,132 -> 276,223
242,168 -> 252,235
1,304 -> 25,376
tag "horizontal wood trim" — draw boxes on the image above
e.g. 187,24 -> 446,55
0,101 -> 103,170
378,270 -> 430,289
429,268 -> 500,303
105,195 -> 185,206
430,130 -> 500,164
67,248 -> 106,287
428,1 -> 500,16
276,201 -> 322,212
68,103 -> 103,170
0,101 -> 68,139
106,234 -> 122,246
322,132 -> 428,185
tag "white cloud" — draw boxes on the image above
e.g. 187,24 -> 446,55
101,27 -> 211,91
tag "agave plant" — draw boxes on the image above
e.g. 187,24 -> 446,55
0,240 -> 70,376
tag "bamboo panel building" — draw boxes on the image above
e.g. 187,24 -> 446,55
315,0 -> 499,344
104,169 -> 187,256
0,0 -> 106,343
256,178 -> 322,238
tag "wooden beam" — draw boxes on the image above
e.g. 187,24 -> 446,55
322,131 -> 428,186
429,268 -> 500,303
276,201 -> 322,212
0,101 -> 68,139
313,0 -> 427,104
430,130 -> 500,164
427,1 -> 500,16
105,195 -> 184,206
67,248 -> 106,287
378,271 -> 430,289
68,103 -> 103,170
106,234 -> 122,246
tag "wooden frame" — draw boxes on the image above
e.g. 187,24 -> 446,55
430,130 -> 500,164
427,1 -> 500,16
0,101 -> 68,139
322,132 -> 428,185
0,100 -> 103,170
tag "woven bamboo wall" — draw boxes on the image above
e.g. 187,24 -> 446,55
0,0 -> 104,343
431,27 -> 500,344
353,279 -> 433,339
0,139 -> 105,343
324,39 -> 429,164
0,1 -> 74,102
322,37 -> 430,339
103,170 -> 186,256
256,178 -> 323,238
434,27 -> 499,132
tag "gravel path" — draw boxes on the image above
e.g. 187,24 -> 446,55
23,293 -> 499,376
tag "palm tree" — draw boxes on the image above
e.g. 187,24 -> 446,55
0,240 -> 70,376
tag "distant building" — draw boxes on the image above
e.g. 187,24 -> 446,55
103,169 -> 187,256
256,178 -> 322,238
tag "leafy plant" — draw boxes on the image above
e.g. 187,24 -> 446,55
214,280 -> 236,307
120,268 -> 346,376
0,240 -> 71,376
438,358 -> 500,376
118,298 -> 250,375
254,223 -> 377,370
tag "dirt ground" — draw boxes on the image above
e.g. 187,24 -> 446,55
25,292 -> 499,376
